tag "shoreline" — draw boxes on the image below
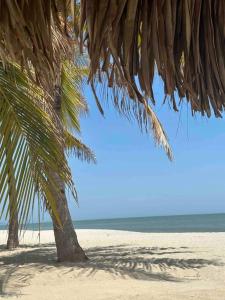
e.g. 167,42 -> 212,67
1,229 -> 225,246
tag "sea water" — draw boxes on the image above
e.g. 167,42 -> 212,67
1,213 -> 224,233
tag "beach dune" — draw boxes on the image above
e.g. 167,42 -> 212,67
0,230 -> 224,299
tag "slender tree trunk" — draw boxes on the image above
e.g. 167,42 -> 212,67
4,132 -> 19,250
51,174 -> 87,262
51,83 -> 87,262
7,207 -> 19,249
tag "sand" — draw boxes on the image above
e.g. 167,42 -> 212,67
0,230 -> 224,299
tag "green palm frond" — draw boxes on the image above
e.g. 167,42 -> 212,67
61,60 -> 88,132
0,63 -> 75,225
65,130 -> 96,163
61,59 -> 96,164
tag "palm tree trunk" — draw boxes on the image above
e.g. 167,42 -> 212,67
7,207 -> 19,249
4,132 -> 19,250
51,84 -> 87,262
51,174 -> 87,262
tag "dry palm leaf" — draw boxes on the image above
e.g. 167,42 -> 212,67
78,0 -> 225,119
2,1 -> 224,120
0,0 -> 74,87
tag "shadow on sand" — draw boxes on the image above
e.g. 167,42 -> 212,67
0,244 -> 223,297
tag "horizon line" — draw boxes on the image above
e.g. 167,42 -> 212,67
1,211 -> 224,226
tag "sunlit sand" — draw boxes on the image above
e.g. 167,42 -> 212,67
0,230 -> 224,299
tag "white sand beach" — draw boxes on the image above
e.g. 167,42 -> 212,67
0,230 -> 225,300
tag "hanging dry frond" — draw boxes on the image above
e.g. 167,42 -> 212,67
0,0 -> 75,87
78,0 -> 225,119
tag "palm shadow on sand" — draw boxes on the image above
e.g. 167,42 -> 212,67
0,244 -> 223,297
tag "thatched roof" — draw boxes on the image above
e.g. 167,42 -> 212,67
1,1 -> 224,118
79,0 -> 225,118
0,0 -> 74,85
1,1 -> 224,159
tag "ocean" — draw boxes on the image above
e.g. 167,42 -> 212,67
1,213 -> 225,233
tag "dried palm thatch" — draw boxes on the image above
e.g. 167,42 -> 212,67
0,0 -> 75,86
2,1 -> 224,119
79,0 -> 225,119
0,1 -> 173,159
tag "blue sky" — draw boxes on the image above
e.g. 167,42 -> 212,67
65,75 -> 225,220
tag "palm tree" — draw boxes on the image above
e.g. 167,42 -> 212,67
49,58 -> 95,261
0,0 -> 97,260
0,62 -> 77,248
4,61 -> 95,260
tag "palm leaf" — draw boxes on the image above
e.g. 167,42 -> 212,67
61,59 -> 96,163
61,60 -> 88,132
2,1 -> 225,118
65,130 -> 96,163
146,104 -> 172,161
0,62 -> 75,225
78,0 -> 225,118
0,1 -> 73,87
